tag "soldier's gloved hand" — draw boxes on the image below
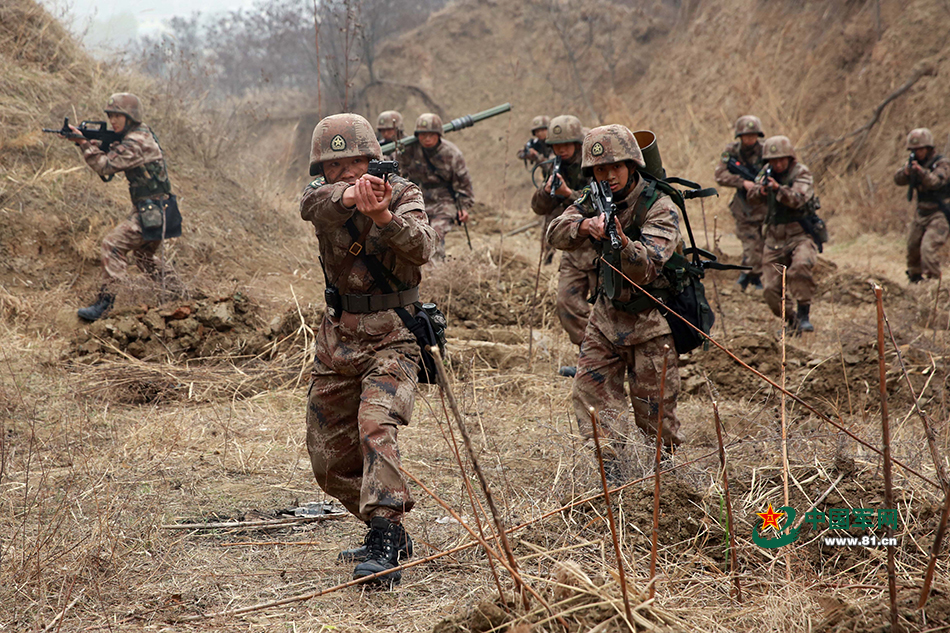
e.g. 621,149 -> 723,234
742,180 -> 755,192
353,176 -> 394,226
583,215 -> 606,240
457,208 -> 470,224
554,180 -> 573,198
766,177 -> 780,191
63,124 -> 85,144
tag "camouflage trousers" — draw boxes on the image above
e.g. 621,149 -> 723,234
100,216 -> 166,288
557,247 -> 598,346
306,311 -> 419,522
907,211 -> 949,279
572,326 -> 682,448
762,228 -> 818,318
426,199 -> 458,261
730,198 -> 766,276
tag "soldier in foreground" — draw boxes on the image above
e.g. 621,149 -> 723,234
300,113 -> 437,586
399,113 -> 473,260
895,127 -> 950,282
548,125 -> 684,454
714,115 -> 767,290
63,93 -> 182,321
532,115 -> 596,358
517,115 -> 552,167
748,136 -> 819,333
376,110 -> 403,159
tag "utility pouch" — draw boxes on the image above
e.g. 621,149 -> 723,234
136,195 -> 182,242
324,286 -> 342,319
408,302 -> 447,385
661,275 -> 715,355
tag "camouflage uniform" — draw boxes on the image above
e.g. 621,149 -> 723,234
79,94 -> 177,291
714,116 -> 767,281
301,114 -> 437,524
399,113 -> 474,260
748,136 -> 818,328
894,128 -> 950,280
376,110 -> 404,160
517,115 -> 553,167
533,116 -> 596,345
548,125 -> 683,449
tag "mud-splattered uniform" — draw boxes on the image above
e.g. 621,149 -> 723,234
300,175 -> 437,523
714,140 -> 767,276
399,139 -> 473,260
548,174 -> 683,448
895,153 -> 950,279
533,153 -> 596,345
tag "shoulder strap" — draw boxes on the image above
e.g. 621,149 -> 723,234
335,218 -> 374,292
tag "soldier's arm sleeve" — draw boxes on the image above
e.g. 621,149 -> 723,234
547,201 -> 589,251
299,181 -> 355,234
530,185 -> 558,216
451,151 -> 475,210
919,159 -> 950,190
894,166 -> 910,186
619,199 -> 679,285
377,184 -> 437,266
81,136 -> 148,177
775,169 -> 814,209
714,152 -> 744,189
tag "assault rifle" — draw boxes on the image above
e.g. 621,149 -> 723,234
725,157 -> 759,184
518,136 -> 547,166
378,103 -> 512,157
907,152 -> 917,202
589,180 -> 623,251
548,156 -> 563,199
43,117 -> 123,153
367,159 -> 398,182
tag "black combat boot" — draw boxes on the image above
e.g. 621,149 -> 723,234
746,273 -> 763,290
736,272 -> 750,291
796,303 -> 814,333
907,271 -> 923,284
558,366 -> 576,378
77,290 -> 115,322
352,517 -> 412,586
339,520 -> 413,563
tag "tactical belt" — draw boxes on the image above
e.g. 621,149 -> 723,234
340,287 -> 419,313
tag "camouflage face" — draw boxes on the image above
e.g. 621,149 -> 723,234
762,135 -> 795,160
104,93 -> 142,123
546,115 -> 583,145
377,110 -> 403,131
530,115 -> 550,133
907,128 -> 935,150
415,113 -> 444,136
309,113 -> 382,177
734,115 -> 764,138
581,124 -> 645,177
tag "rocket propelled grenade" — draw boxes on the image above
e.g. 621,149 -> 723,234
380,103 -> 511,155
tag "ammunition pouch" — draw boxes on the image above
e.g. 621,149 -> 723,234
135,194 -> 182,242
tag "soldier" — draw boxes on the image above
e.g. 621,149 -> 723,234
895,128 -> 950,282
748,135 -> 819,333
517,115 -> 552,167
548,125 -> 684,454
533,115 -> 596,357
300,113 -> 437,586
64,93 -> 182,322
377,110 -> 404,159
399,113 -> 473,260
714,115 -> 767,290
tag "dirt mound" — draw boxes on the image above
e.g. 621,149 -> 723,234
72,293 -> 321,362
815,592 -> 950,633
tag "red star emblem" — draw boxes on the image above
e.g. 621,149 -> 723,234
757,503 -> 785,532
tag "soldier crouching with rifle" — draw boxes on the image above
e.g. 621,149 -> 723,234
300,113 -> 437,587
55,93 -> 182,321
548,125 -> 684,468
895,127 -> 950,283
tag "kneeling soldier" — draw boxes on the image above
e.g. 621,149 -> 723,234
300,113 -> 437,586
67,93 -> 182,321
896,128 -> 950,282
548,125 -> 684,456
748,136 -> 819,333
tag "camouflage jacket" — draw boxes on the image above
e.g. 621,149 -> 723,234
531,152 -> 586,218
894,153 -> 950,214
300,175 -> 437,296
81,123 -> 172,203
548,174 -> 683,347
714,140 -> 766,218
749,160 -> 814,222
399,139 -> 474,210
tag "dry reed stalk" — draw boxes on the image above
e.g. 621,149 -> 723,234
588,408 -> 635,628
928,276 -> 943,331
597,257 -> 941,490
919,488 -> 950,608
872,283 -> 900,632
429,347 -> 523,599
703,374 -> 742,603
780,266 -> 791,582
649,347 -> 669,601
159,514 -> 346,530
882,308 -> 950,491
528,238 -> 544,372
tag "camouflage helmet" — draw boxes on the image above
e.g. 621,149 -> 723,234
104,93 -> 142,123
415,113 -> 444,136
581,124 -> 646,177
530,115 -> 550,132
308,113 -> 381,177
906,128 -> 935,150
762,135 -> 796,160
376,110 -> 403,131
734,115 -> 764,138
546,115 -> 584,145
